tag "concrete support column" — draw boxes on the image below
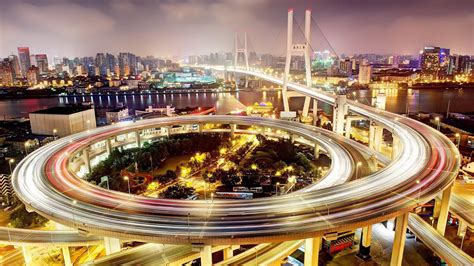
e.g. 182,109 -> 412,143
392,135 -> 400,159
22,246 -> 32,265
230,124 -> 236,138
105,139 -> 112,155
433,198 -> 441,218
82,148 -> 91,174
357,225 -> 372,260
373,126 -> 383,152
369,123 -> 383,152
223,246 -> 233,260
390,212 -> 409,266
313,99 -> 318,126
164,126 -> 170,138
103,237 -> 121,255
290,134 -> 295,144
333,95 -> 348,135
304,237 -> 321,266
314,143 -> 320,160
200,245 -> 212,266
345,119 -> 352,138
436,184 -> 453,235
457,219 -> 468,237
198,124 -> 203,134
135,131 -> 141,148
62,247 -> 72,266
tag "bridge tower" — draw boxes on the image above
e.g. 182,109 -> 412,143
234,32 -> 250,88
282,9 -> 313,118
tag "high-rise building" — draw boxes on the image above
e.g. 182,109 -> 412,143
106,53 -> 116,74
27,65 -> 40,85
0,59 -> 14,86
420,46 -> 450,80
95,53 -> 107,76
35,54 -> 49,74
358,63 -> 372,84
0,174 -> 14,206
339,59 -> 352,76
8,55 -> 21,78
118,53 -> 130,76
17,47 -> 31,76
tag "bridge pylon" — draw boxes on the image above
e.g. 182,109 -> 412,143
282,8 -> 313,118
234,32 -> 250,88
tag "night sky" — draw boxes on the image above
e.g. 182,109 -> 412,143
0,0 -> 472,58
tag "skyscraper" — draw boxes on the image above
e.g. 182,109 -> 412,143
27,65 -> 40,85
8,55 -> 21,78
358,63 -> 372,84
95,53 -> 107,76
17,47 -> 31,76
118,53 -> 130,76
35,54 -> 49,74
420,46 -> 450,80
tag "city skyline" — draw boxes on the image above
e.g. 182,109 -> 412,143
1,0 -> 473,59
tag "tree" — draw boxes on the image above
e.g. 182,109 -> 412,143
161,184 -> 195,199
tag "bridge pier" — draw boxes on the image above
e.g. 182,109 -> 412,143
390,212 -> 409,266
345,118 -> 352,138
104,237 -> 121,255
313,99 -> 318,126
200,245 -> 212,266
314,143 -> 320,160
22,246 -> 32,265
457,219 -> 468,237
357,225 -> 372,260
436,184 -> 453,235
82,148 -> 91,174
433,198 -> 441,218
230,124 -> 236,138
198,123 -> 203,134
304,237 -> 321,266
62,246 -> 72,266
106,139 -> 112,156
392,135 -> 400,159
369,123 -> 383,152
135,131 -> 141,148
333,95 -> 348,135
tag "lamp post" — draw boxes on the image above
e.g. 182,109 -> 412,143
8,159 -> 14,174
53,129 -> 57,139
124,176 -> 131,195
429,216 -> 434,227
275,182 -> 280,195
355,162 -> 362,179
435,117 -> 440,131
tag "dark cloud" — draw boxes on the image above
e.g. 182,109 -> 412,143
0,0 -> 472,58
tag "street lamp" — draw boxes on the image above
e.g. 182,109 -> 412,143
211,192 -> 214,204
275,182 -> 280,195
355,162 -> 362,179
53,129 -> 57,139
429,216 -> 434,227
435,117 -> 440,131
124,176 -> 131,195
8,159 -> 14,174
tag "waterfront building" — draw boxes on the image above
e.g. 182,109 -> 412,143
358,63 -> 372,84
26,65 -> 40,85
17,47 -> 31,76
29,106 -> 96,137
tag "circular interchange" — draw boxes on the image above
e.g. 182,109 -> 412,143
13,110 -> 459,245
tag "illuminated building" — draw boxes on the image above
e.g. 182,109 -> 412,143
0,59 -> 14,85
8,55 -> 21,78
17,47 -> 31,76
29,106 -> 96,137
26,65 -> 39,85
420,46 -> 450,80
35,54 -> 49,74
358,63 -> 372,84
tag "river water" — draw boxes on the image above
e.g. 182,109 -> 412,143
0,88 -> 473,119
